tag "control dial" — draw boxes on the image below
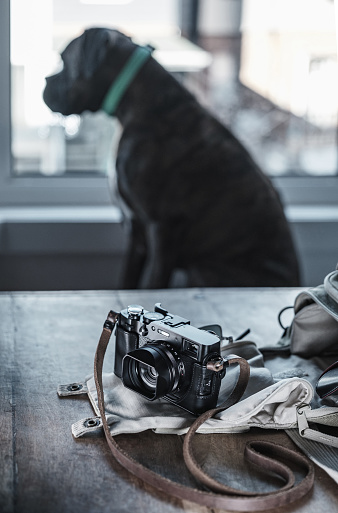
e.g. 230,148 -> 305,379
143,311 -> 165,325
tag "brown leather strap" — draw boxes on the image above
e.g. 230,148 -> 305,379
94,311 -> 315,511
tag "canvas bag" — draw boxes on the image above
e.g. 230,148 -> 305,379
265,269 -> 338,358
59,342 -> 314,438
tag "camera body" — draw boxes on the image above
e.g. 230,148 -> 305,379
114,303 -> 226,416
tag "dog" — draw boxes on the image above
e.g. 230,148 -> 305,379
43,28 -> 300,289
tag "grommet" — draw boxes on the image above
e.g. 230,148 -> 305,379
84,418 -> 101,428
67,383 -> 83,392
57,382 -> 88,397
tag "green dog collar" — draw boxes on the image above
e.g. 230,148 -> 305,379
101,45 -> 153,116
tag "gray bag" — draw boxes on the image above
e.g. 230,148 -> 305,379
270,269 -> 338,358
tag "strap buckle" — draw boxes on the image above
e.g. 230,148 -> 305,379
206,357 -> 228,372
103,310 -> 119,331
296,403 -> 311,436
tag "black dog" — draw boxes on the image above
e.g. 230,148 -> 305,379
43,28 -> 299,289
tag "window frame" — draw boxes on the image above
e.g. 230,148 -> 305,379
0,0 -> 112,207
1,0 -> 338,209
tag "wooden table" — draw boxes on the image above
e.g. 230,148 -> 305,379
1,288 -> 337,513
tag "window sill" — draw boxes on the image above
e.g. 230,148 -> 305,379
0,206 -> 126,255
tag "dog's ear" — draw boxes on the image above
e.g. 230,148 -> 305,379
82,28 -> 133,79
81,28 -> 114,79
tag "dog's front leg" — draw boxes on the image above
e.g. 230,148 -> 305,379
139,222 -> 176,289
120,217 -> 147,289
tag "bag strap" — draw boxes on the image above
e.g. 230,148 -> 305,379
94,311 -> 315,512
297,404 -> 338,448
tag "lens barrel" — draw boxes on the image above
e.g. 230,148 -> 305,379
122,345 -> 181,400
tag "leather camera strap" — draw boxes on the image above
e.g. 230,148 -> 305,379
94,311 -> 315,511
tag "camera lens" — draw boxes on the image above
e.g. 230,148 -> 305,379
139,363 -> 158,391
122,345 -> 182,400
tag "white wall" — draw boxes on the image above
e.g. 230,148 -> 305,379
199,0 -> 242,36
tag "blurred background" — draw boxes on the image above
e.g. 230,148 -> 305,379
1,0 -> 338,290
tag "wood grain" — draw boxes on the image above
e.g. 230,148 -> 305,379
0,289 -> 337,513
0,296 -> 15,513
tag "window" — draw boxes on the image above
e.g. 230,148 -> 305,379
238,0 -> 337,178
0,0 -> 110,207
1,0 -> 338,208
196,0 -> 338,205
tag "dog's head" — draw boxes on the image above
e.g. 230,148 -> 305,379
43,28 -> 136,116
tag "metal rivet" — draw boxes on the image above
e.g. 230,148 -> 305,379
84,418 -> 100,428
67,383 -> 83,392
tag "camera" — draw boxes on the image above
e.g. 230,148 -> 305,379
114,303 -> 228,416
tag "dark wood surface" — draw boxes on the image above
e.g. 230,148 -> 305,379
1,288 -> 337,513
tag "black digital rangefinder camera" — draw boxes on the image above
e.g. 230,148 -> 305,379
114,303 -> 228,416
